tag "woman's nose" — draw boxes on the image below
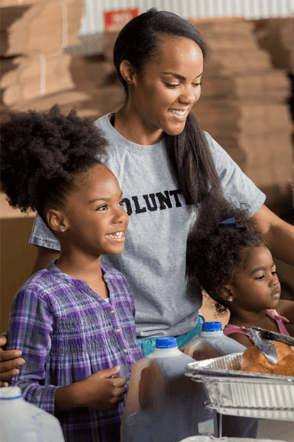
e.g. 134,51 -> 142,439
179,85 -> 199,105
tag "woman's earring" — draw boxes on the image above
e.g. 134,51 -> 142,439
228,297 -> 233,302
61,228 -> 65,232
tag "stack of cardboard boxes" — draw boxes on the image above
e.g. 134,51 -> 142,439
190,18 -> 293,205
0,0 -> 87,117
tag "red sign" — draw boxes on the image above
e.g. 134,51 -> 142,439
104,8 -> 139,33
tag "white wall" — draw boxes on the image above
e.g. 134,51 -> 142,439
80,0 -> 294,36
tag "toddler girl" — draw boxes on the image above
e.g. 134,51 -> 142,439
0,106 -> 143,442
186,198 -> 294,348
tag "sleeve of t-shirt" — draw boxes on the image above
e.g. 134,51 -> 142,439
29,214 -> 61,251
205,131 -> 266,216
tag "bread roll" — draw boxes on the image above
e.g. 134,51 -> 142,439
240,341 -> 294,376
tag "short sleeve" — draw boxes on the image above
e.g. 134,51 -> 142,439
205,132 -> 266,217
29,214 -> 61,251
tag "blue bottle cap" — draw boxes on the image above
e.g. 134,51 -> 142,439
155,337 -> 177,348
202,321 -> 222,332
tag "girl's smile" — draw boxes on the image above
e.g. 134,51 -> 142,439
105,230 -> 125,241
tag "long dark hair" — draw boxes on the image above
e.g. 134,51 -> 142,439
114,8 -> 222,206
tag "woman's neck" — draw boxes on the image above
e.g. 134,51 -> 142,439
114,105 -> 164,145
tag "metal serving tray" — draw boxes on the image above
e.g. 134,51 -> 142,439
185,353 -> 294,421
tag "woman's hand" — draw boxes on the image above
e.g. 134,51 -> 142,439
55,365 -> 127,414
0,333 -> 25,387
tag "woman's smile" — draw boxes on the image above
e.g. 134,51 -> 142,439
124,37 -> 203,143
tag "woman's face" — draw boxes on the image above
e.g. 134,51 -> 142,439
129,37 -> 203,140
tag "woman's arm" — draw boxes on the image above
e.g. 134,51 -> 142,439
31,247 -> 60,275
277,300 -> 294,324
251,205 -> 294,266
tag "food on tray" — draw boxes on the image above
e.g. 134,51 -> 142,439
273,354 -> 294,376
240,341 -> 294,376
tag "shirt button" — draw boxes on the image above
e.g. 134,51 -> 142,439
116,328 -> 121,333
123,348 -> 128,354
110,309 -> 115,314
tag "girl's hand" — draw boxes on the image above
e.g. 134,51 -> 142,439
0,333 -> 25,387
79,365 -> 127,411
55,365 -> 127,414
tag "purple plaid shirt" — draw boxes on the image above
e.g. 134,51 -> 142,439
8,261 -> 144,442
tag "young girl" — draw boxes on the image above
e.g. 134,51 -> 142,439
186,198 -> 294,348
0,106 -> 143,442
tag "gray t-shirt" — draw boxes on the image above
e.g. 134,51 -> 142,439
29,113 -> 266,338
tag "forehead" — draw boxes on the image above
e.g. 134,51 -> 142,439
245,246 -> 273,268
148,36 -> 203,70
72,164 -> 117,191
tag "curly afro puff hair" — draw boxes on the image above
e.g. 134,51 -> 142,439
1,105 -> 108,223
186,196 -> 267,314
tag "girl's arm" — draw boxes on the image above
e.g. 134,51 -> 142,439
0,333 -> 25,387
55,366 -> 127,414
8,287 -> 58,415
226,332 -> 254,348
251,205 -> 294,267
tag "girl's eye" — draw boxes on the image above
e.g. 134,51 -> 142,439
256,274 -> 265,280
119,199 -> 125,208
272,270 -> 278,276
96,205 -> 107,211
192,82 -> 202,87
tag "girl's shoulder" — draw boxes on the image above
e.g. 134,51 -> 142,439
224,324 -> 255,346
15,262 -> 68,301
20,267 -> 55,289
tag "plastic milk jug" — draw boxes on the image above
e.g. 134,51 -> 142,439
0,386 -> 65,442
183,321 -> 246,361
120,337 -> 217,442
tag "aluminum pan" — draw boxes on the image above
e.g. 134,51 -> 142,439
185,353 -> 294,421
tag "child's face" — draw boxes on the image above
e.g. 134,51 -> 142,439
61,164 -> 128,258
229,246 -> 281,311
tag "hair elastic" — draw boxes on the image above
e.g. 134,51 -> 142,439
218,217 -> 246,232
